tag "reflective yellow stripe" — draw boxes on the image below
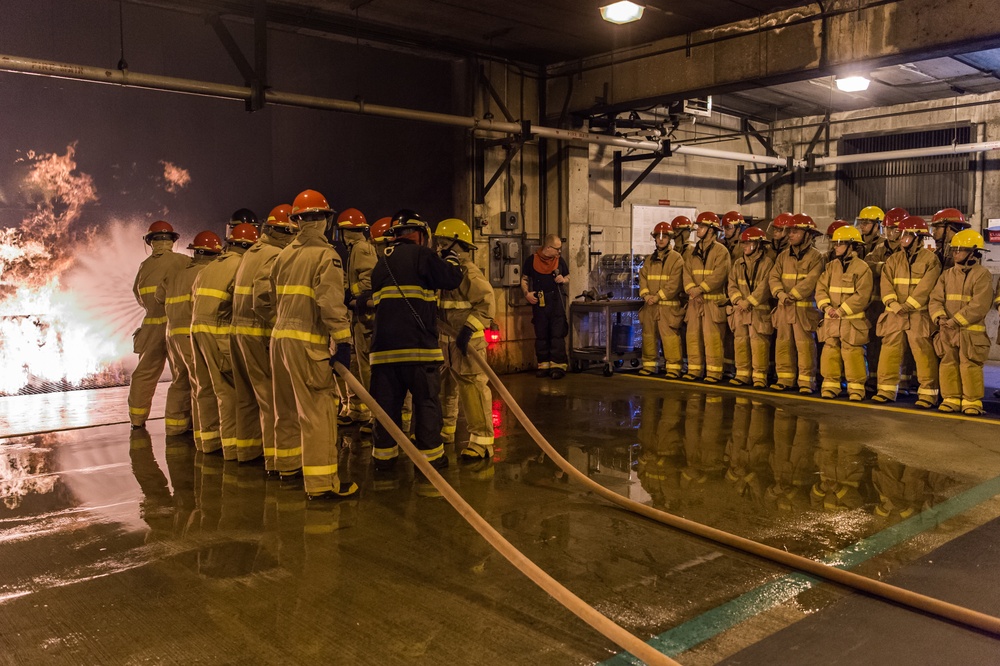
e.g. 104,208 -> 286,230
967,324 -> 987,332
692,269 -> 712,275
441,425 -> 457,434
698,281 -> 711,292
370,348 -> 445,364
657,300 -> 681,306
946,294 -> 971,301
422,445 -> 445,461
704,293 -> 726,301
234,286 -> 253,295
840,302 -> 854,316
829,287 -> 855,293
138,286 -> 158,295
199,430 -> 221,441
164,294 -> 191,304
129,407 -> 149,415
841,312 -> 865,319
781,273 -> 806,280
142,316 -> 168,325
954,312 -> 970,327
332,328 -> 352,342
191,324 -> 231,335
350,282 -> 362,297
195,288 -> 232,301
795,301 -> 812,307
930,310 -> 947,322
272,329 -> 329,345
747,295 -> 760,307
232,326 -> 271,337
373,285 -> 438,304
236,438 -> 263,449
276,285 -> 316,298
440,300 -> 473,309
303,464 -> 338,476
469,434 -> 494,445
373,445 -> 399,460
164,418 -> 190,426
275,447 -> 303,457
904,296 -> 923,310
816,298 -> 832,308
892,277 -> 921,285
645,275 -> 669,281
169,327 -> 191,336
638,288 -> 650,297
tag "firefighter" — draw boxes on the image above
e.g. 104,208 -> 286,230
156,230 -> 223,446
638,222 -> 685,378
824,220 -> 851,262
872,216 -> 941,407
816,226 -> 873,401
767,212 -> 795,259
434,218 -> 497,461
681,211 -> 731,383
229,208 -> 259,234
864,207 -> 908,391
670,215 -> 695,259
521,234 -> 570,379
930,230 -> 993,415
768,214 -> 823,393
369,210 -> 463,471
721,211 -> 747,258
855,205 -> 885,258
191,222 -> 258,458
930,208 -> 972,269
329,208 -> 376,433
727,226 -> 774,387
128,221 -> 191,430
230,204 -> 297,471
269,189 -> 356,498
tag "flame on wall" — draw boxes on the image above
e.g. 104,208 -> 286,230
0,144 -> 153,396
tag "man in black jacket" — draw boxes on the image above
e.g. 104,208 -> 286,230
369,210 -> 464,470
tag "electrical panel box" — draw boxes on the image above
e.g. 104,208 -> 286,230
500,210 -> 520,231
488,236 -> 522,288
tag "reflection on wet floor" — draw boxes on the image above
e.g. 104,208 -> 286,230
1,376 -> 1000,663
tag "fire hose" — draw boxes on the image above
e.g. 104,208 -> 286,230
447,334 -> 1000,638
332,361 -> 680,666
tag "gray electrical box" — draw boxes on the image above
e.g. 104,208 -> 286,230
488,236 -> 522,287
500,210 -> 520,231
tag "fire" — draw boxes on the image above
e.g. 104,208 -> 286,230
0,145 -> 147,396
160,160 -> 191,194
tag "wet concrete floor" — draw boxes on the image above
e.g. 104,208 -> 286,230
2,375 -> 1000,664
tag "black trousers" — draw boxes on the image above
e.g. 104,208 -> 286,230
532,297 -> 568,368
371,362 -> 444,460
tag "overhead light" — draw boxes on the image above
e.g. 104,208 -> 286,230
835,76 -> 871,92
601,1 -> 644,24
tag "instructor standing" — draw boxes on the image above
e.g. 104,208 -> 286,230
521,234 -> 570,379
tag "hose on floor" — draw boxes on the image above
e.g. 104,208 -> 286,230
453,336 -> 1000,637
332,361 -> 679,666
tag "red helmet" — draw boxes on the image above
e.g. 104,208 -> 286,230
651,222 -> 671,238
826,220 -> 850,238
740,227 -> 766,243
188,230 -> 223,254
370,216 -> 393,244
898,216 -> 930,236
670,215 -> 693,231
930,208 -> 970,229
337,207 -> 369,230
228,223 -> 259,245
721,211 -> 745,228
696,211 -> 722,229
791,213 -> 818,232
883,207 -> 909,229
265,204 -> 295,230
144,220 -> 179,244
291,189 -> 334,219
772,212 -> 795,229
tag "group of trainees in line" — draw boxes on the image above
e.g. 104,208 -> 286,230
636,206 -> 995,416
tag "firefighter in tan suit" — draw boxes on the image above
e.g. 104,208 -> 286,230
128,221 -> 190,430
816,226 -> 873,401
435,218 -> 497,461
768,213 -> 824,394
231,205 -> 297,470
930,230 -> 993,415
269,189 -> 356,499
339,208 -> 379,431
156,231 -> 222,445
872,216 -> 941,407
682,212 -> 731,383
191,223 -> 258,457
930,208 -> 972,270
638,222 -> 685,378
727,226 -> 774,387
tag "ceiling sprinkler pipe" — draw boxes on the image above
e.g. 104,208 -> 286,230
813,141 -> 1000,166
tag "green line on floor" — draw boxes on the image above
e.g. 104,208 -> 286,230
602,471 -> 1000,665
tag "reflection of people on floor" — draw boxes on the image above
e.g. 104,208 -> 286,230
725,398 -> 774,505
767,408 -> 818,511
681,394 -> 728,487
811,428 -> 873,511
871,454 -> 956,524
637,394 -> 685,510
128,428 -> 174,538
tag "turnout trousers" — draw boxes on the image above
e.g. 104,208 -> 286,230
876,329 -> 939,403
639,303 -> 683,375
732,322 -> 771,386
820,337 -> 867,399
191,330 -> 234,457
774,320 -> 817,390
163,332 -> 194,435
372,363 -> 445,464
685,300 -> 726,380
440,336 -> 494,457
128,322 -> 189,429
231,333 -> 269,466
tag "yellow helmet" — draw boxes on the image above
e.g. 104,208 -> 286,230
856,206 -> 885,222
434,218 -> 475,250
950,229 -> 984,249
832,226 -> 863,243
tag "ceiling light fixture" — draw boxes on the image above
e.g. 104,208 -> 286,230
835,76 -> 871,92
600,1 -> 645,24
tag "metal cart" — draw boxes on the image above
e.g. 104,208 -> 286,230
568,299 -> 643,377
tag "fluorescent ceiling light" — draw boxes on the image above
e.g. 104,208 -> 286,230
835,76 -> 870,92
601,1 -> 644,24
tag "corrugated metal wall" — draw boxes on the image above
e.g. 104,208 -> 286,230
836,125 -> 975,218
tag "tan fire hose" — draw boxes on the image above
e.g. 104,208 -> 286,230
333,361 -> 679,666
448,334 -> 1000,637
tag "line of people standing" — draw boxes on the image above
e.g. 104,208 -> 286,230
638,206 -> 996,415
127,191 -> 498,500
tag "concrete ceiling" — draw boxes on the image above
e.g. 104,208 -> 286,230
714,49 -> 1000,121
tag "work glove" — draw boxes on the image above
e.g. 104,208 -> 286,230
330,342 -> 352,369
777,292 -> 791,305
354,290 -> 372,318
440,248 -> 459,263
455,325 -> 475,354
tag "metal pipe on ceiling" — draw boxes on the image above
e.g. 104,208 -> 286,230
811,141 -> 1000,166
0,53 -> 791,167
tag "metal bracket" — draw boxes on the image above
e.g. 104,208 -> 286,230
737,164 -> 792,204
803,111 -> 831,164
474,121 -> 533,204
612,141 -> 671,208
208,4 -> 267,112
479,66 -> 515,123
742,119 -> 777,157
